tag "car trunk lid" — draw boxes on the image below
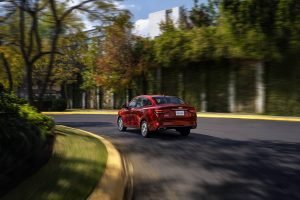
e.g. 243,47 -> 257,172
155,104 -> 196,118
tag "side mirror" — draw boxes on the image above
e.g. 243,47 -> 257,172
122,103 -> 129,109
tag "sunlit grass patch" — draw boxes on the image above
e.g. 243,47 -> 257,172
3,126 -> 107,200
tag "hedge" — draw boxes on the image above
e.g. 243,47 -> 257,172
0,88 -> 55,197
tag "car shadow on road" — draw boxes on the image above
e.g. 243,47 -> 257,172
122,131 -> 300,200
57,121 -> 114,128
123,129 -> 189,140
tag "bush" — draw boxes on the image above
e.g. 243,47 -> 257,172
37,98 -> 67,111
51,98 -> 67,111
19,104 -> 55,135
0,89 -> 55,196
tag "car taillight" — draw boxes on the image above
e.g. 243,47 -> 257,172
155,109 -> 164,114
189,109 -> 197,115
154,109 -> 164,117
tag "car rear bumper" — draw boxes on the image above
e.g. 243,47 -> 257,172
149,119 -> 197,131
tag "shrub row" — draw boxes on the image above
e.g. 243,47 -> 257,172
37,98 -> 67,111
0,89 -> 55,197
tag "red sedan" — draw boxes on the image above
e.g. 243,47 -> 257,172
117,95 -> 197,137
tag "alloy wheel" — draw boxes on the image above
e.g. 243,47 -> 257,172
118,117 -> 126,131
141,121 -> 149,137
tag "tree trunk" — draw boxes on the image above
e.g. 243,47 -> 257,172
127,88 -> 133,101
19,0 -> 34,105
112,92 -> 115,109
25,63 -> 34,105
255,61 -> 265,114
177,71 -> 184,98
0,53 -> 13,92
99,87 -> 103,109
38,24 -> 60,104
68,84 -> 73,109
200,66 -> 210,112
96,87 -> 100,110
228,65 -> 236,112
90,89 -> 95,109
82,92 -> 86,109
38,0 -> 62,105
61,81 -> 66,99
200,70 -> 207,112
200,92 -> 207,112
142,71 -> 148,94
156,67 -> 162,93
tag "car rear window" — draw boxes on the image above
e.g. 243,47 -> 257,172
152,96 -> 185,105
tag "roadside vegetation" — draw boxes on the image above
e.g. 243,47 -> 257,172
2,126 -> 107,200
87,0 -> 300,115
1,0 -> 300,115
0,86 -> 55,197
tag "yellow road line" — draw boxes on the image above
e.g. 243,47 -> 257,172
43,111 -> 117,115
43,111 -> 300,122
196,114 -> 300,122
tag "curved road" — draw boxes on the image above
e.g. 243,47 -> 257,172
53,115 -> 300,200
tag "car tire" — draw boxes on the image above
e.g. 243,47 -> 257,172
117,117 -> 127,132
178,128 -> 190,136
140,120 -> 150,138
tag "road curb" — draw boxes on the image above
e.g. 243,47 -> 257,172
56,125 -> 131,200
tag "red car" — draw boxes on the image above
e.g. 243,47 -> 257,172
117,95 -> 197,137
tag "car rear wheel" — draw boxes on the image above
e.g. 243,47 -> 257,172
140,120 -> 150,138
177,128 -> 190,136
118,117 -> 127,132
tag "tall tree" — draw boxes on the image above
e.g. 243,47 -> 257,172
216,0 -> 300,113
0,0 -> 119,106
94,11 -> 135,95
189,0 -> 220,27
154,29 -> 189,67
32,31 -> 88,96
131,37 -> 156,94
0,45 -> 23,92
0,52 -> 13,92
0,7 -> 23,92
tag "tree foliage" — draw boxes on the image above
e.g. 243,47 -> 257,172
189,0 -> 220,27
0,0 -> 120,106
152,0 -> 300,67
94,11 -> 136,89
154,29 -> 190,67
2,0 -> 300,110
79,0 -> 300,99
0,46 -> 23,91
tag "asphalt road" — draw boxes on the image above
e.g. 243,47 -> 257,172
53,114 -> 300,200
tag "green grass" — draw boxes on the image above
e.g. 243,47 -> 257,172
2,126 -> 107,200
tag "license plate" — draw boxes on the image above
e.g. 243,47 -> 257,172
176,110 -> 185,116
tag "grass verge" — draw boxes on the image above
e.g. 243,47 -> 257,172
2,126 -> 107,200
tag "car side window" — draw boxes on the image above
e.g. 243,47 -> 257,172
136,98 -> 143,108
142,98 -> 152,107
128,99 -> 137,108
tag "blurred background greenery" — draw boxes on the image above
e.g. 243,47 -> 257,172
1,0 -> 300,115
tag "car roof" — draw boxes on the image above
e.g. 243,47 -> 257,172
136,95 -> 177,98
